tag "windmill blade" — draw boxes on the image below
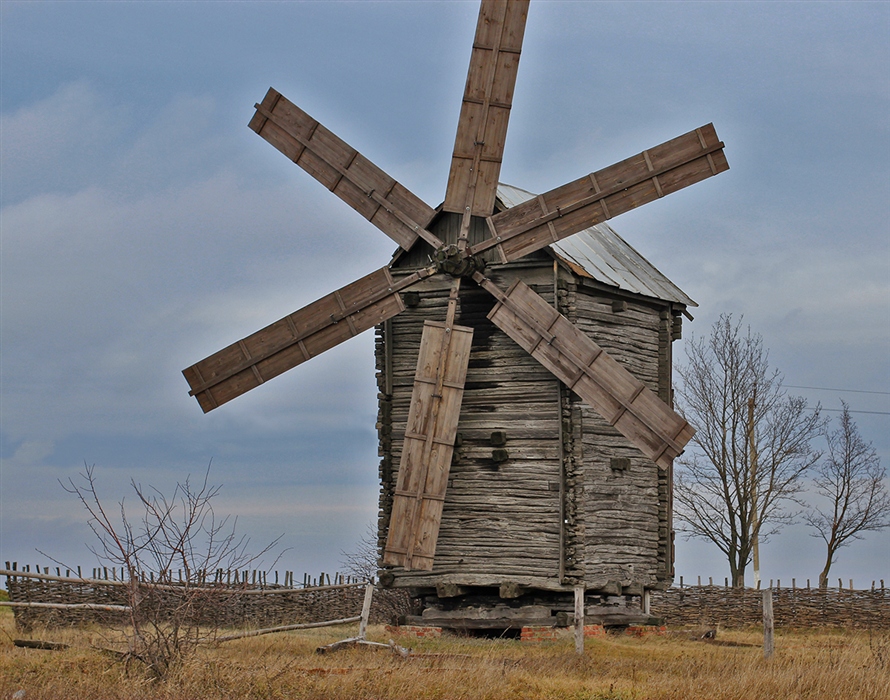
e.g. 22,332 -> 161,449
442,0 -> 530,218
250,88 -> 443,252
383,319 -> 474,571
477,274 -> 694,470
183,266 -> 435,413
470,124 -> 729,262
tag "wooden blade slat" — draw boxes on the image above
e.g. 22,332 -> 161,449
471,124 -> 729,262
483,278 -> 694,470
249,88 -> 441,251
383,320 -> 473,571
183,267 -> 433,413
442,0 -> 530,218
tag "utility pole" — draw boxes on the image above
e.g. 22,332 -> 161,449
749,395 -> 760,588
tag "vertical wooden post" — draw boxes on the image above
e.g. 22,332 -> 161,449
553,261 -> 567,584
762,588 -> 774,659
383,318 -> 393,397
358,582 -> 375,640
574,585 -> 585,655
748,396 -> 760,589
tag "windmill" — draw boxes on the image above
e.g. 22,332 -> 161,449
183,0 -> 727,627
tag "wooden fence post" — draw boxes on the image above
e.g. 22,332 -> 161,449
762,588 -> 774,659
358,582 -> 375,641
574,585 -> 585,655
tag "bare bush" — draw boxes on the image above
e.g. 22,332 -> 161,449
59,463 -> 280,678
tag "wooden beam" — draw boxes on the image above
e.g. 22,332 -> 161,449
470,124 -> 728,261
250,88 -> 443,252
383,321 -> 474,570
480,277 -> 695,470
443,0 -> 530,218
183,266 -> 435,412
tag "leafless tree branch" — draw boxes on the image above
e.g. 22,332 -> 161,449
804,402 -> 890,587
59,462 -> 282,678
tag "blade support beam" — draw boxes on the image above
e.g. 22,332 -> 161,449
383,317 -> 473,571
443,0 -> 530,218
183,265 -> 435,412
470,124 -> 728,261
250,88 -> 444,252
483,277 -> 694,470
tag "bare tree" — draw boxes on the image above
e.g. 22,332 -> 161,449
340,521 -> 413,623
804,402 -> 890,588
674,315 -> 824,587
339,521 -> 379,582
60,463 -> 280,678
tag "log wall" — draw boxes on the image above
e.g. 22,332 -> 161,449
571,281 -> 674,591
378,266 -> 564,588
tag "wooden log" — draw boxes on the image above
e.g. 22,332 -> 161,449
358,583 -> 374,640
215,616 -> 362,643
0,601 -> 131,612
14,639 -> 69,651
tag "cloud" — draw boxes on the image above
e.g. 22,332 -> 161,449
11,440 -> 55,465
2,0 -> 887,584
0,81 -> 392,453
1,82 -> 127,205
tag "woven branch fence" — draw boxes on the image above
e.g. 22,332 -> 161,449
5,563 -> 887,631
650,580 -> 889,629
2,564 -> 411,632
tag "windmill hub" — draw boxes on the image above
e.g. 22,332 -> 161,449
434,244 -> 484,278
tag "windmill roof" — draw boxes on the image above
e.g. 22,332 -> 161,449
496,184 -> 697,308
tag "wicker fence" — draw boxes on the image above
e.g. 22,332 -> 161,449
5,563 -> 888,631
2,564 -> 411,632
650,580 -> 889,628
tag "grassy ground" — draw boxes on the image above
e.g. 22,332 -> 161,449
1,607 -> 888,699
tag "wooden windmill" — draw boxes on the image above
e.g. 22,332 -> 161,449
183,0 -> 727,627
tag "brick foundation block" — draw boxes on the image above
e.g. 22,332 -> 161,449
384,624 -> 442,639
625,625 -> 667,637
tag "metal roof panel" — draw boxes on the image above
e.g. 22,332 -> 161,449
496,183 -> 696,307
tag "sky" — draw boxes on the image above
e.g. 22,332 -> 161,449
1,0 -> 888,589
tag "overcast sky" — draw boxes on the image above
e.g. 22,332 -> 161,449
2,1 -> 888,588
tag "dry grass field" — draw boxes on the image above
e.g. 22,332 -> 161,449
1,607 -> 888,700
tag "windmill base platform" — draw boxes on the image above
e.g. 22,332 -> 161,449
391,587 -> 662,636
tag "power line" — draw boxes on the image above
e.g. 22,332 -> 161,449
818,408 -> 890,416
786,384 -> 890,396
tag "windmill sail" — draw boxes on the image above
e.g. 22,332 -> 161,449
383,321 -> 474,571
484,278 -> 694,470
443,0 -> 530,218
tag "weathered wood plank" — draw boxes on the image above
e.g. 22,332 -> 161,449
384,321 -> 473,571
485,279 -> 694,470
471,124 -> 728,261
443,0 -> 530,217
250,88 -> 440,251
184,267 -> 429,412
